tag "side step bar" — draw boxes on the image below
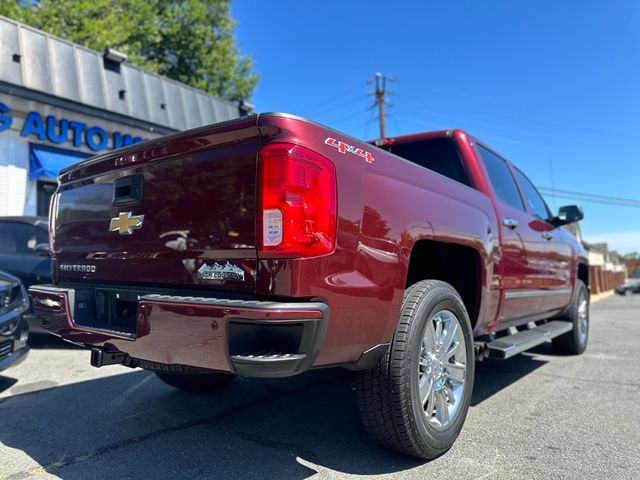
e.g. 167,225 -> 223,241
487,321 -> 573,360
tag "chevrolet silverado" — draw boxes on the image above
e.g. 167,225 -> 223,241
29,113 -> 589,459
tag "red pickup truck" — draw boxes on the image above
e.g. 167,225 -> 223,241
30,113 -> 589,459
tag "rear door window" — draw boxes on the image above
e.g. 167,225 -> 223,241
477,146 -> 524,210
514,169 -> 552,221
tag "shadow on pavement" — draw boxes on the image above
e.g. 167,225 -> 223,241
27,333 -> 82,350
0,368 -> 421,479
0,376 -> 18,394
472,353 -> 548,406
0,349 -> 550,479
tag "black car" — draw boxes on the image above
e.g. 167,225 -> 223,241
0,216 -> 51,332
615,281 -> 640,295
0,216 -> 51,286
0,270 -> 30,372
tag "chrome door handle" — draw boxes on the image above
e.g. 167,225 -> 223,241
503,218 -> 519,229
542,231 -> 554,240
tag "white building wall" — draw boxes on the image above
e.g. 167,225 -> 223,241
0,92 -> 161,217
0,129 -> 28,215
588,251 -> 605,267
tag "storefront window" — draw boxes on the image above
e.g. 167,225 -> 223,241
37,180 -> 57,217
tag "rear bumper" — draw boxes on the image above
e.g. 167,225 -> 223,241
28,284 -> 328,378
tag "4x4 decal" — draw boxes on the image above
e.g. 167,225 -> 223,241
324,137 -> 375,164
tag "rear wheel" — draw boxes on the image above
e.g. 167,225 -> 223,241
354,280 -> 475,459
552,280 -> 589,355
155,372 -> 236,392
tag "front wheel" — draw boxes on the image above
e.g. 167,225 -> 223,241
552,280 -> 589,355
354,280 -> 475,460
155,371 -> 236,392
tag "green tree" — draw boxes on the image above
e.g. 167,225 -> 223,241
0,0 -> 257,101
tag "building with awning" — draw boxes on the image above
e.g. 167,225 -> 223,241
0,15 -> 244,217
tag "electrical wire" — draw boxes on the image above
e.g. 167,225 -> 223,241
356,109 -> 378,140
390,114 -> 401,137
305,95 -> 366,120
539,187 -> 640,208
393,85 -> 640,141
296,84 -> 366,115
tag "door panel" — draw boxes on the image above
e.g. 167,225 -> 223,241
498,203 -> 544,321
541,227 -> 573,311
476,145 -> 547,324
511,168 -> 573,313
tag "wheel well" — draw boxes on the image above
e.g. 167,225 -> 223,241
577,263 -> 589,288
406,240 -> 482,328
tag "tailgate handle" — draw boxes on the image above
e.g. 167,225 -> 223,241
113,174 -> 144,206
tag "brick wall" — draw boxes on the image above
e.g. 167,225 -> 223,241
588,266 -> 626,294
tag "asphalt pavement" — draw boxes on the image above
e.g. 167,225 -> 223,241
1,294 -> 639,480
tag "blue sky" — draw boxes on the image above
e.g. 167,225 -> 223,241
232,1 -> 640,253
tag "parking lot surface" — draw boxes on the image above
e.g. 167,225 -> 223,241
1,294 -> 639,480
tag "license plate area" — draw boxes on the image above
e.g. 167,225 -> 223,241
73,287 -> 141,334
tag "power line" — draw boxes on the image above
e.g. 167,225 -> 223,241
393,82 -> 640,141
351,108 -> 377,139
305,95 -> 365,120
297,84 -> 365,115
390,114 -> 401,138
539,187 -> 640,208
539,187 -> 640,205
323,108 -> 369,126
362,108 -> 377,140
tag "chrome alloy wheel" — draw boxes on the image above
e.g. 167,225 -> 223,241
577,292 -> 589,344
418,309 -> 467,430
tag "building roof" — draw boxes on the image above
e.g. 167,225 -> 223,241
0,15 -> 240,134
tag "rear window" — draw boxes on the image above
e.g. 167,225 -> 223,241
382,138 -> 471,187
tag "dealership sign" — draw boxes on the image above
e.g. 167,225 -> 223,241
0,102 -> 143,151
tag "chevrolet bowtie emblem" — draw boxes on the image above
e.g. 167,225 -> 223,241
109,212 -> 144,235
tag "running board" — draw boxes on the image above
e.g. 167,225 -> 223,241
487,321 -> 573,360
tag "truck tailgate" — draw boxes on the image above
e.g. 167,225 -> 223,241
52,117 -> 260,293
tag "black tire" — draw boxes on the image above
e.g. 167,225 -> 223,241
354,280 -> 475,460
552,280 -> 589,355
155,372 -> 236,392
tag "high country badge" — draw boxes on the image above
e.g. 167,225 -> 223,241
197,262 -> 245,281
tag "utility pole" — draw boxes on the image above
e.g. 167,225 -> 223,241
369,72 -> 394,140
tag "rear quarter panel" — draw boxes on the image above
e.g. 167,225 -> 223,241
257,115 -> 499,366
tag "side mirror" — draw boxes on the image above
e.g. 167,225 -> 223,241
553,205 -> 584,227
35,243 -> 51,257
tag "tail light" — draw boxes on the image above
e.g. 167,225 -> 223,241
258,143 -> 336,257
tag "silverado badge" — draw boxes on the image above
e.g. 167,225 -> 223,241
198,262 -> 245,281
109,212 -> 144,235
